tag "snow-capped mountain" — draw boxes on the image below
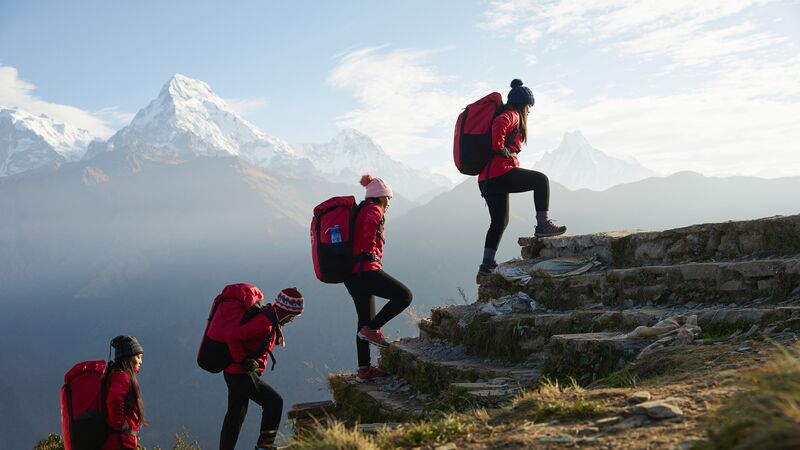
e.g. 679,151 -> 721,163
0,108 -> 93,177
533,131 -> 657,191
90,74 -> 298,166
294,128 -> 452,201
2,74 -> 452,202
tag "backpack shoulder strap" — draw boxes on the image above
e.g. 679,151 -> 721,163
253,307 -> 281,371
239,303 -> 264,325
349,201 -> 364,235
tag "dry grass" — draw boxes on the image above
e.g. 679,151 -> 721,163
289,414 -> 475,450
291,420 -> 379,450
376,413 -> 475,449
697,342 -> 800,450
500,378 -> 604,423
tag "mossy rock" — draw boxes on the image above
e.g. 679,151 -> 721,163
379,344 -> 494,393
328,375 -> 416,424
543,333 -> 647,384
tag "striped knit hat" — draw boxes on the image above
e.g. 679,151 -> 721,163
275,287 -> 304,316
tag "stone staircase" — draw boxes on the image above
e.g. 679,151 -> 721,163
328,214 -> 800,423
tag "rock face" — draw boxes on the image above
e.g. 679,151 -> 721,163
329,214 -> 800,422
519,214 -> 800,266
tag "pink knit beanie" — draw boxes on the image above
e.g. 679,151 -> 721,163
360,174 -> 393,199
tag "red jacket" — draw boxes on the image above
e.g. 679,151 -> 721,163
224,305 -> 279,374
102,370 -> 141,450
478,108 -> 522,181
352,202 -> 385,273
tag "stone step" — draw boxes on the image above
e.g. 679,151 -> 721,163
479,257 -> 800,309
518,214 -> 800,268
419,303 -> 800,362
328,373 -> 425,424
379,337 -> 542,394
543,332 -> 649,384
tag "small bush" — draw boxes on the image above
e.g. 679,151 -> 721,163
291,420 -> 378,450
700,343 -> 800,449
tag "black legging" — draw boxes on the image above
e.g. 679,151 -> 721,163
344,269 -> 413,367
220,372 -> 283,450
479,167 -> 550,250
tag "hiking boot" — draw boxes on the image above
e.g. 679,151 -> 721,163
476,262 -> 497,283
356,366 -> 388,383
357,326 -> 390,348
534,219 -> 567,238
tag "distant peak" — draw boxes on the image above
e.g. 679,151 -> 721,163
334,128 -> 372,142
561,130 -> 590,146
159,73 -> 216,103
168,73 -> 206,88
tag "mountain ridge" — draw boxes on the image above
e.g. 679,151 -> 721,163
5,74 -> 452,202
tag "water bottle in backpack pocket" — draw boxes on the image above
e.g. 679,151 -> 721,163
329,225 -> 342,243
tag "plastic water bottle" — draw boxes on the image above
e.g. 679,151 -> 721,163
330,225 -> 342,243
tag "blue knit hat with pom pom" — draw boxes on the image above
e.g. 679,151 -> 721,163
507,79 -> 535,106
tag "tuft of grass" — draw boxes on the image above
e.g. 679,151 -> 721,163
506,378 -> 604,422
291,420 -> 379,450
422,387 -> 484,413
603,368 -> 640,388
376,413 -> 475,449
698,343 -> 800,450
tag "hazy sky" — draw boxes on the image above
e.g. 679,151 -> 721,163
1,0 -> 798,181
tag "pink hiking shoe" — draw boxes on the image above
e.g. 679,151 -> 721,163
356,366 -> 389,383
357,326 -> 390,348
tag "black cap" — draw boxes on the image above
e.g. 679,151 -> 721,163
110,335 -> 144,361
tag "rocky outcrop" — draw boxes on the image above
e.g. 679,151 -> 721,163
519,214 -> 800,267
328,214 -> 800,424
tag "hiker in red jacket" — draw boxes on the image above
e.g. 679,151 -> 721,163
103,336 -> 145,450
477,79 -> 567,282
220,288 -> 304,450
344,174 -> 413,382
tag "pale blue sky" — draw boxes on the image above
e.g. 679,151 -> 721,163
2,0 -> 799,180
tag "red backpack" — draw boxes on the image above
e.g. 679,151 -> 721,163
310,196 -> 362,283
453,92 -> 510,175
197,284 -> 281,373
60,360 -> 109,450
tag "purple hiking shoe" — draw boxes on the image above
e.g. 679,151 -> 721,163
534,219 -> 567,238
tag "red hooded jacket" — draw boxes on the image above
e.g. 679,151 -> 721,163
224,305 -> 280,375
351,202 -> 385,273
102,370 -> 141,450
478,108 -> 523,182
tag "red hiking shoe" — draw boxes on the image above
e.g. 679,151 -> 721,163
356,366 -> 388,383
357,326 -> 390,348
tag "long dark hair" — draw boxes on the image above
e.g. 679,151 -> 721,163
506,103 -> 528,144
108,356 -> 146,425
